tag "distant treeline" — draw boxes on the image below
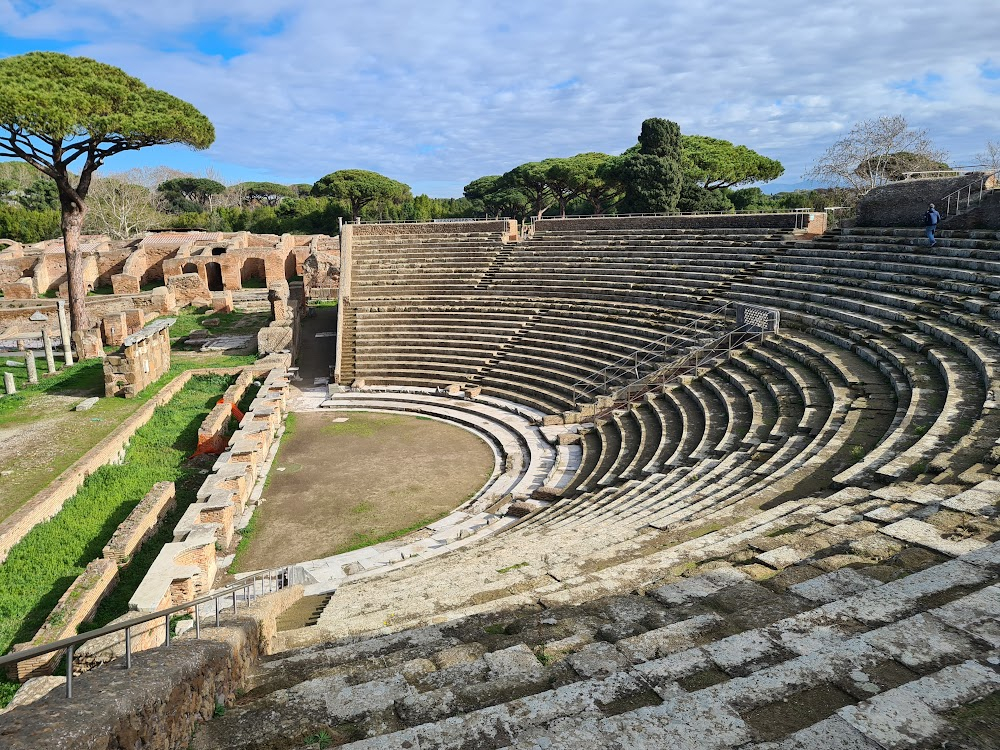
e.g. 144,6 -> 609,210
0,118 -> 840,245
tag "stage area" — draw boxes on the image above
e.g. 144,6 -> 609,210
232,410 -> 495,570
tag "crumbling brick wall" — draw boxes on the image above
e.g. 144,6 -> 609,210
103,317 -> 175,398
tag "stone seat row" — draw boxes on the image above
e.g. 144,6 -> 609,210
186,477 -> 1000,748
726,233 -> 1000,482
526,331 -> 880,536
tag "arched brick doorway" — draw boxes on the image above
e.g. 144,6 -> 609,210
205,262 -> 224,291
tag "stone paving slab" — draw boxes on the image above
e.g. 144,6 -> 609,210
788,569 -> 882,604
879,518 -> 988,557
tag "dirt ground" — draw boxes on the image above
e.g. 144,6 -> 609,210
233,410 -> 496,570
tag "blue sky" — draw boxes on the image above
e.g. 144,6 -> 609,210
1,1 -> 998,196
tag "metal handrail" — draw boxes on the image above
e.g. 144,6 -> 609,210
900,167 -> 985,180
942,171 -> 997,217
0,565 -> 292,700
347,217 -> 510,225
572,302 -> 734,405
595,323 -> 764,419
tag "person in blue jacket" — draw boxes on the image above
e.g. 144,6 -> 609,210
924,203 -> 941,246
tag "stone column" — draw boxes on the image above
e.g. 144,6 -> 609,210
57,300 -> 74,366
42,330 -> 57,374
25,350 -> 38,385
3,372 -> 14,395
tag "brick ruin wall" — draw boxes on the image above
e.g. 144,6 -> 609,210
0,289 -> 175,347
856,174 -> 994,227
1,231 -> 339,308
129,358 -> 291,614
103,318 -> 174,398
196,369 -> 255,454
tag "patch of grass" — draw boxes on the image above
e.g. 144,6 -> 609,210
0,352 -> 253,524
497,561 -> 529,574
687,522 -> 723,539
0,375 -> 231,701
349,501 -> 375,516
850,444 -> 866,461
332,512 -> 450,556
87,285 -> 114,296
533,646 -> 552,666
169,306 -> 269,344
483,623 -> 507,635
241,277 -> 266,289
321,418 -> 377,437
0,680 -> 18,707
213,702 -> 227,717
302,730 -> 334,749
229,508 -> 261,573
764,523 -> 810,538
0,358 -> 106,421
912,423 -> 928,436
308,299 -> 339,308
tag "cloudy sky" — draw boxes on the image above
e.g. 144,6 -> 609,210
1,1 -> 997,196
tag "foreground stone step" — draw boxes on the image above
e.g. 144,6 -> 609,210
190,539 -> 1000,749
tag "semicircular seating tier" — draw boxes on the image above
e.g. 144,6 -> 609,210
330,220 -> 1000,573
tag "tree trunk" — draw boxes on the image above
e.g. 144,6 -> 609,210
60,197 -> 89,338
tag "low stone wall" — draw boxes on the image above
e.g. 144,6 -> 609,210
351,219 -> 514,237
9,559 -> 118,681
8,481 -> 177,681
0,585 -> 304,750
196,369 -> 254,456
103,317 -> 174,398
534,212 -> 825,233
130,365 -> 291,613
102,481 -> 177,564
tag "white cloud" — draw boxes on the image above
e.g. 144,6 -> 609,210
2,0 -> 998,194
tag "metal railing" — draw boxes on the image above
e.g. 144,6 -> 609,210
942,171 -> 998,217
600,323 -> 765,418
572,302 -> 734,406
0,565 -> 292,700
341,217 -> 510,226
900,166 -> 987,180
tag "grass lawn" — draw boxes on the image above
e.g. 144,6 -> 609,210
169,306 -> 271,344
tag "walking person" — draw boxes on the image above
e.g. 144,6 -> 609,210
924,203 -> 941,247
